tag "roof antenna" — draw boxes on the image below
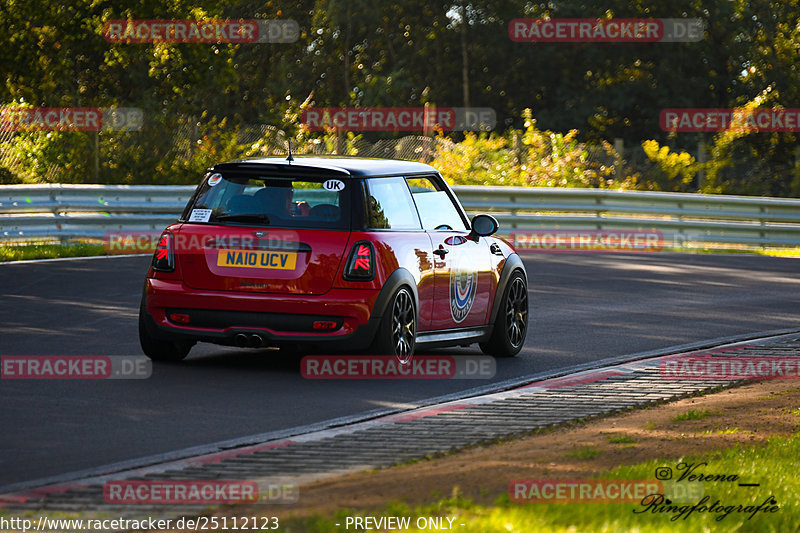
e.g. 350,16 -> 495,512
286,139 -> 294,162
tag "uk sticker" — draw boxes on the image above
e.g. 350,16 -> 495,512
323,179 -> 344,191
189,208 -> 212,222
207,173 -> 223,187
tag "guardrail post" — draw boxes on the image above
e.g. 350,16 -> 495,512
673,232 -> 687,250
510,191 -> 517,230
595,194 -> 603,230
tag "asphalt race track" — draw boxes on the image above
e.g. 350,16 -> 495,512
1,253 -> 798,486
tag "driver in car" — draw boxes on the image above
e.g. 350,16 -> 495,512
255,186 -> 310,217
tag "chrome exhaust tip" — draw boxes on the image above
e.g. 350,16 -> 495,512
247,334 -> 264,348
234,333 -> 249,347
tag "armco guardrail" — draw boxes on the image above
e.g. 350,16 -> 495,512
455,186 -> 800,248
0,185 -> 193,242
1,184 -> 800,248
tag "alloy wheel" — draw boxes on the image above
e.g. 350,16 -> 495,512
505,277 -> 528,348
391,289 -> 415,364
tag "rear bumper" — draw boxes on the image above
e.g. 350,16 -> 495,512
142,278 -> 382,350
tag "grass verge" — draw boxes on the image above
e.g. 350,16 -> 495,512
671,409 -> 717,421
284,432 -> 798,532
0,243 -> 110,262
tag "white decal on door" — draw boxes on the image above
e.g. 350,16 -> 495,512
450,255 -> 477,323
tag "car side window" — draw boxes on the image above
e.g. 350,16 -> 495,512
364,177 -> 421,230
407,176 -> 469,231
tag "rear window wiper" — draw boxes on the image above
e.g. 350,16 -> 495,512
211,214 -> 272,224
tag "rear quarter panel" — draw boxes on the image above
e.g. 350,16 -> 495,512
333,231 -> 435,331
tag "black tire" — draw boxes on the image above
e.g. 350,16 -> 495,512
480,271 -> 528,358
369,286 -> 416,363
138,306 -> 193,362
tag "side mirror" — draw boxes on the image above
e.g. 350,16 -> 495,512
469,214 -> 499,240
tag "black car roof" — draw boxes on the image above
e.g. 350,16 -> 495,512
210,156 -> 437,178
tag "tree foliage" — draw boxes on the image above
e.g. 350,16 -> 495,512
0,0 -> 798,194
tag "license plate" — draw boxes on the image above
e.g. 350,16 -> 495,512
217,249 -> 297,270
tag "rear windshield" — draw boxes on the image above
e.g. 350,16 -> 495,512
183,172 -> 351,230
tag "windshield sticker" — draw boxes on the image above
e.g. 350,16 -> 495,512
207,173 -> 223,187
189,208 -> 212,223
323,179 -> 345,191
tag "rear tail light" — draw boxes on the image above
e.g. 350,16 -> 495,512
152,231 -> 175,272
344,240 -> 375,281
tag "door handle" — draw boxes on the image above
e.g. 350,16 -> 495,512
433,246 -> 449,258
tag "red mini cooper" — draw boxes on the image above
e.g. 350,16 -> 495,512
139,156 -> 528,361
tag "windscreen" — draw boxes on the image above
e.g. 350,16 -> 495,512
184,172 -> 351,230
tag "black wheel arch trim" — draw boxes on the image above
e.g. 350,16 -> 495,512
370,268 -> 419,320
488,253 -> 527,326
